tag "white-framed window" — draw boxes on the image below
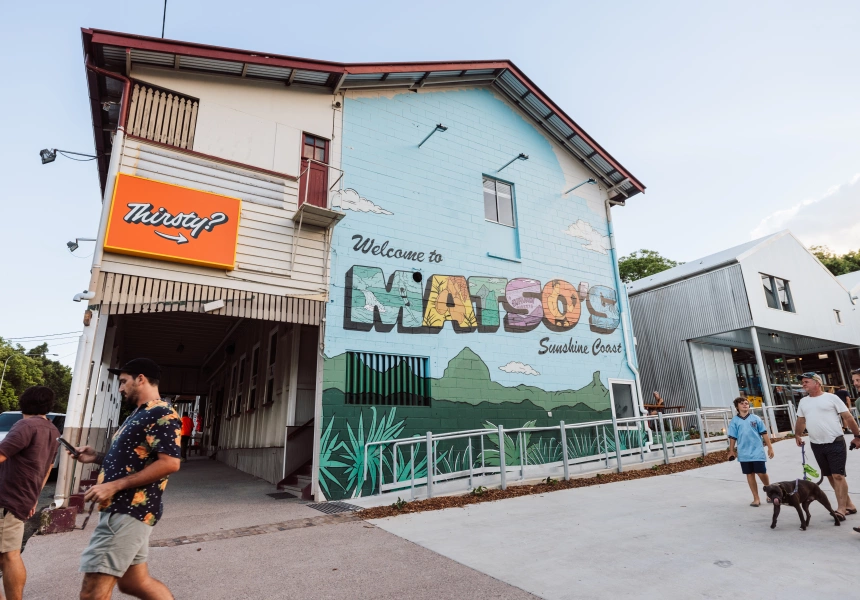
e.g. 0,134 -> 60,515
761,273 -> 795,313
235,354 -> 246,415
483,177 -> 516,227
248,343 -> 261,410
835,309 -> 843,324
264,327 -> 278,405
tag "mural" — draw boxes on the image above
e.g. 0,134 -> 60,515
320,348 -> 615,499
344,265 -> 620,335
563,219 -> 611,255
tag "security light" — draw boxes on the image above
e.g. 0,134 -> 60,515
40,148 -> 98,164
564,178 -> 597,195
40,149 -> 57,164
67,238 -> 96,253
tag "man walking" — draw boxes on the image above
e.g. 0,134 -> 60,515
180,412 -> 193,462
0,386 -> 60,600
794,372 -> 860,519
72,358 -> 181,600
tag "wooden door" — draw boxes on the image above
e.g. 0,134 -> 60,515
299,134 -> 329,208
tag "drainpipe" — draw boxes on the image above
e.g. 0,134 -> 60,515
605,198 -> 645,410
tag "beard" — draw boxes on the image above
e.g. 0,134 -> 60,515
121,385 -> 140,405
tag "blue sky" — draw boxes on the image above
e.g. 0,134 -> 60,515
3,0 -> 860,365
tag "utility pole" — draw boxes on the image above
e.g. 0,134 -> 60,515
162,1 -> 167,38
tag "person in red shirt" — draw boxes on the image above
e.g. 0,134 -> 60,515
180,413 -> 193,462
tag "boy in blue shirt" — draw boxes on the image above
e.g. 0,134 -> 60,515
728,397 -> 775,507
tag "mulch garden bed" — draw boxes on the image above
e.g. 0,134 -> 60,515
359,438 -> 790,520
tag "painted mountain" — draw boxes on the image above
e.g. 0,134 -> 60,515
323,347 -> 609,412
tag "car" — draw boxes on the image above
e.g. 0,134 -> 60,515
0,411 -> 67,470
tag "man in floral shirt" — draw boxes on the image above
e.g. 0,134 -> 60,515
72,358 -> 181,600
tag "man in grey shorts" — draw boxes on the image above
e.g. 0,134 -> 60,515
71,358 -> 181,600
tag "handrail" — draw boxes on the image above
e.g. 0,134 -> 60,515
355,405 -> 764,500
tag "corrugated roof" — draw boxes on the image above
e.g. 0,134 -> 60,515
81,28 -> 645,200
626,233 -> 785,295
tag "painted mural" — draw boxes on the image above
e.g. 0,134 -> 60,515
320,86 -> 638,500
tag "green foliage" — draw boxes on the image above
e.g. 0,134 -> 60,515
544,476 -> 558,485
391,497 -> 407,510
0,339 -> 72,413
618,249 -> 682,283
317,416 -> 348,497
470,485 -> 488,497
341,407 -> 406,497
480,420 -> 536,466
810,245 -> 860,276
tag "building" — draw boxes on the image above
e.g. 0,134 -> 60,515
627,231 -> 860,421
57,28 -> 645,506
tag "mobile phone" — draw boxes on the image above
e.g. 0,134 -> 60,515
57,437 -> 81,459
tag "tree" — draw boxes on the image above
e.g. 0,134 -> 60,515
618,249 -> 682,283
810,246 -> 860,276
0,338 -> 73,413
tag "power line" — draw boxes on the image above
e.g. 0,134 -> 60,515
6,331 -> 80,341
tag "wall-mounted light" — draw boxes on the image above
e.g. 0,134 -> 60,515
418,124 -> 448,148
564,178 -> 597,195
497,153 -> 528,173
67,237 -> 96,253
40,148 -> 98,164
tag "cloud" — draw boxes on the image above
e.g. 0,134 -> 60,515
334,188 -> 393,215
750,173 -> 860,253
562,219 -> 610,254
498,361 -> 540,376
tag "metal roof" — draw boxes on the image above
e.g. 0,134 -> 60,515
82,28 -> 645,200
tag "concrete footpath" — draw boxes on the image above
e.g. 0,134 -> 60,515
22,458 -> 536,599
371,435 -> 860,600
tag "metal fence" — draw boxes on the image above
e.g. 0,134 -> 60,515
355,405 -> 806,501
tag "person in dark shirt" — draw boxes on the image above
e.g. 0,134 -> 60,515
72,358 -> 180,600
0,386 -> 60,600
835,385 -> 851,407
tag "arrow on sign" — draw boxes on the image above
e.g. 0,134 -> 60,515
154,231 -> 189,244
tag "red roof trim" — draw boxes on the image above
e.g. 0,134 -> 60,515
82,28 -> 644,196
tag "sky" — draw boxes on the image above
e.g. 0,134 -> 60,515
3,0 -> 860,365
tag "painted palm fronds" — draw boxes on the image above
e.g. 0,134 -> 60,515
317,416 -> 347,498
342,407 -> 406,497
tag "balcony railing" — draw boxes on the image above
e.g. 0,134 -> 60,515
126,82 -> 199,150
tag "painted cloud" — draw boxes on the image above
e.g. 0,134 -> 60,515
563,219 -> 610,255
335,188 -> 393,215
498,361 -> 540,376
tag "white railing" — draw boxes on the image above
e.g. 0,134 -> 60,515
127,83 -> 199,150
352,405 -> 784,501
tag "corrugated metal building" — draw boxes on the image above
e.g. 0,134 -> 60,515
628,231 -> 860,413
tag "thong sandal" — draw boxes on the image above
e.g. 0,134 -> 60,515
847,508 -> 857,515
750,502 -> 760,507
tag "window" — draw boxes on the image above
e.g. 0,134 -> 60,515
345,352 -> 431,406
248,344 -> 261,411
302,134 -> 328,163
835,309 -> 843,324
264,328 -> 278,405
483,178 -> 515,227
760,274 -> 795,313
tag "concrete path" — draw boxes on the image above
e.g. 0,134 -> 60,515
371,436 -> 860,600
21,457 -> 536,599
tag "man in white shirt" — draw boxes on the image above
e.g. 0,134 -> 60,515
795,372 -> 860,518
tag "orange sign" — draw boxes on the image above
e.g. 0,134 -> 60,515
104,174 -> 241,270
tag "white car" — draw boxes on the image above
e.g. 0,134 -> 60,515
0,411 -> 67,469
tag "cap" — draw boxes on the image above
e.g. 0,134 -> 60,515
108,358 -> 161,381
800,372 -> 823,385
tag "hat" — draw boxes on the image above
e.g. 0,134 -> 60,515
108,358 -> 161,381
800,372 -> 823,385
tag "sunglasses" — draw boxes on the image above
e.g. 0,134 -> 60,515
800,372 -> 820,380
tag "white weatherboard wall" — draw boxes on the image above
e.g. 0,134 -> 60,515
689,343 -> 740,408
105,139 -> 328,298
738,232 -> 859,345
130,66 -> 338,178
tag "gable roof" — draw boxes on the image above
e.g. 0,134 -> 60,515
837,270 -> 860,295
81,28 -> 644,200
626,232 -> 786,295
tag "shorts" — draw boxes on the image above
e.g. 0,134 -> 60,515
80,512 -> 152,577
740,461 -> 767,475
810,437 -> 847,477
0,508 -> 24,553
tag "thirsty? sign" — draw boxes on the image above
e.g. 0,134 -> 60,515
104,174 -> 241,270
